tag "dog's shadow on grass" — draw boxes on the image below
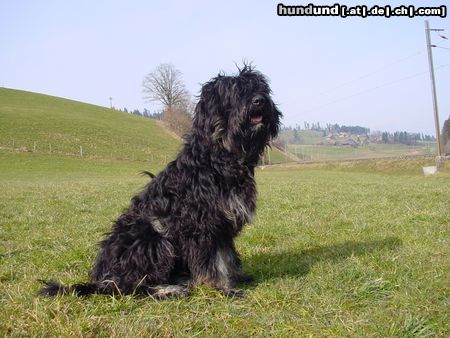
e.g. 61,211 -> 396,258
243,237 -> 402,284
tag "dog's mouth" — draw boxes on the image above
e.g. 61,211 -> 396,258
250,115 -> 264,125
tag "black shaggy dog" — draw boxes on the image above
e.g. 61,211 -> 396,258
39,66 -> 281,299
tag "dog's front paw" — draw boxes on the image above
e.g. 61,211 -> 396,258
147,285 -> 191,300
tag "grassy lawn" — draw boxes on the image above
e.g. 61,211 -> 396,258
1,152 -> 448,336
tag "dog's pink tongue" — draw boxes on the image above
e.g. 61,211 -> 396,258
251,115 -> 263,124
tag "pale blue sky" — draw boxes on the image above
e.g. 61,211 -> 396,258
1,1 -> 449,134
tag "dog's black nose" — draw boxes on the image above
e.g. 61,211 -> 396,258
252,95 -> 265,107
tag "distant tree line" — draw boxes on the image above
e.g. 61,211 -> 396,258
380,131 -> 435,145
120,107 -> 162,120
285,122 -> 370,136
325,123 -> 370,136
284,121 -> 370,135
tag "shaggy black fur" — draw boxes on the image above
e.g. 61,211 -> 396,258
39,66 -> 282,299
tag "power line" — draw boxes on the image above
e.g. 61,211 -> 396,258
302,63 -> 450,114
434,45 -> 450,51
433,30 -> 448,41
318,50 -> 425,96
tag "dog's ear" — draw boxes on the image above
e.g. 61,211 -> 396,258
192,80 -> 227,142
268,102 -> 282,140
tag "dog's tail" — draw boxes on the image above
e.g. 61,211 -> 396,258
37,279 -> 99,297
38,279 -> 191,299
140,170 -> 155,179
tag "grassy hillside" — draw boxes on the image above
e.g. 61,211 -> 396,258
0,88 -> 180,163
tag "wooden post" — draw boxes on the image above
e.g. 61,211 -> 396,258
80,146 -> 83,157
424,20 -> 444,158
284,143 -> 288,163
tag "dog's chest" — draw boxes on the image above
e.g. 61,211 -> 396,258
221,179 -> 256,228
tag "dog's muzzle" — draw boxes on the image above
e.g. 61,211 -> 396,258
250,94 -> 266,125
250,115 -> 264,125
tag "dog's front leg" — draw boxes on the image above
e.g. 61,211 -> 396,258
226,243 -> 254,285
189,243 -> 244,297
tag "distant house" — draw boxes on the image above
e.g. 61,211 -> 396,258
326,134 -> 337,146
328,139 -> 337,146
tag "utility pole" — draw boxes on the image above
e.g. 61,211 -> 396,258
109,97 -> 113,109
424,20 -> 444,159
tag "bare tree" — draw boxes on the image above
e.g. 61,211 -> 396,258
142,63 -> 194,137
142,63 -> 188,110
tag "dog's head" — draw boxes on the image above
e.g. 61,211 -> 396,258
193,65 -> 282,164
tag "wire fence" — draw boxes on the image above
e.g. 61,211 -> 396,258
0,139 -> 440,166
0,139 -> 172,164
261,143 -> 438,165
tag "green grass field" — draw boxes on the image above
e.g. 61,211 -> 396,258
1,151 -> 448,337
